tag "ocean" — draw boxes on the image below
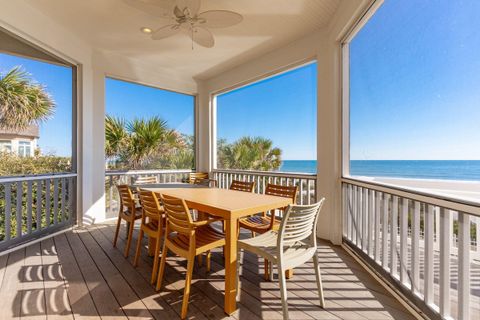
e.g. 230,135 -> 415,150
279,160 -> 480,181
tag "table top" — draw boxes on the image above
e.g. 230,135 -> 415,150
138,186 -> 292,219
131,182 -> 206,189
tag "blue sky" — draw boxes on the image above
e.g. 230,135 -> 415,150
350,0 -> 480,160
217,62 -> 317,160
105,78 -> 194,135
1,0 -> 479,162
0,53 -> 72,156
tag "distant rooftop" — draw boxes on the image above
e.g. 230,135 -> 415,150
0,124 -> 39,139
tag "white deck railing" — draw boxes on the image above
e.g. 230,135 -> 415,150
105,169 -> 192,218
0,173 -> 77,251
342,177 -> 480,320
212,169 -> 317,205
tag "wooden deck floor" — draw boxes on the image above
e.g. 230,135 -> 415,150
0,222 -> 417,320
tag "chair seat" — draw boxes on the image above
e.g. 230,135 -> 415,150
239,215 -> 280,232
238,230 -> 316,268
122,207 -> 143,219
168,225 -> 226,255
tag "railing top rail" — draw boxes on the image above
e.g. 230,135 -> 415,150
212,169 -> 316,179
106,169 -> 192,176
0,172 -> 77,183
342,177 -> 480,216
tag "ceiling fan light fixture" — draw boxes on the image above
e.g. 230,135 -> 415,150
140,27 -> 153,34
128,0 -> 242,48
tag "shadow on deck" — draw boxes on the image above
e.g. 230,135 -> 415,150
0,222 -> 416,319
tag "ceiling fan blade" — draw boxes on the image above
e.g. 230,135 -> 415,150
190,26 -> 214,48
197,10 -> 243,28
176,0 -> 201,16
123,0 -> 175,18
151,24 -> 180,40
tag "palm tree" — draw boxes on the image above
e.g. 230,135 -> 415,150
0,67 -> 54,130
105,115 -> 186,169
218,136 -> 282,171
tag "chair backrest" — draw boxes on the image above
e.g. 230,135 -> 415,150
160,194 -> 193,235
138,190 -> 163,222
188,172 -> 209,184
135,175 -> 158,185
230,180 -> 255,192
117,185 -> 136,210
265,184 -> 298,203
192,178 -> 211,187
277,199 -> 325,249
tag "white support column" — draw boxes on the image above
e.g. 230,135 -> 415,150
81,67 -> 106,224
316,37 -> 343,245
196,80 -> 213,173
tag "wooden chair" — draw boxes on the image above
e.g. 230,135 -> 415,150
156,194 -> 225,319
237,200 -> 326,320
113,185 -> 142,257
239,184 -> 298,234
134,175 -> 158,185
238,183 -> 297,279
189,172 -> 217,187
229,180 -> 255,192
133,190 -> 165,284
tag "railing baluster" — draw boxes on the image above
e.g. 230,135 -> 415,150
5,183 -> 12,241
109,175 -> 113,216
36,180 -> 42,231
357,187 -> 362,247
439,208 -> 452,318
53,178 -> 59,224
382,194 -> 389,270
374,191 -> 381,262
368,188 -> 374,257
352,186 -> 357,245
342,184 -> 347,237
391,196 -> 398,276
424,205 -> 434,306
26,181 -> 33,234
61,178 -> 66,222
400,198 -> 408,285
362,187 -> 368,252
45,179 -> 51,226
411,201 -> 420,293
68,177 -> 74,221
458,212 -> 470,320
16,181 -> 23,238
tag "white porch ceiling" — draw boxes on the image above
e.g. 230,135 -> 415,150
25,0 -> 340,80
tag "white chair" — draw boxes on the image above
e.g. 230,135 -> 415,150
237,199 -> 326,320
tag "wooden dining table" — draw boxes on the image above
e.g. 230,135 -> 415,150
138,184 -> 293,315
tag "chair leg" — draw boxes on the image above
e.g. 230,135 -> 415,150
206,251 -> 211,272
197,254 -> 203,267
124,219 -> 135,258
313,254 -> 325,308
156,244 -> 168,291
269,261 -> 274,282
133,228 -> 144,267
113,215 -> 122,247
181,254 -> 195,319
150,236 -> 161,284
278,263 -> 290,320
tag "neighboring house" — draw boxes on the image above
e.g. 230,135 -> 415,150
0,124 -> 39,157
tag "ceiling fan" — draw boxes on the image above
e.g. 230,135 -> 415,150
124,0 -> 243,48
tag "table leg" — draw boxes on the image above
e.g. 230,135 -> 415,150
286,269 -> 294,279
224,217 -> 237,315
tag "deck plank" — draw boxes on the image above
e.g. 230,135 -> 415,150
0,248 -> 25,319
53,233 -> 101,319
40,237 -> 73,320
0,222 -> 419,320
76,228 -> 154,320
86,225 -> 179,319
98,222 -> 213,320
21,242 -> 46,319
64,230 -> 127,319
